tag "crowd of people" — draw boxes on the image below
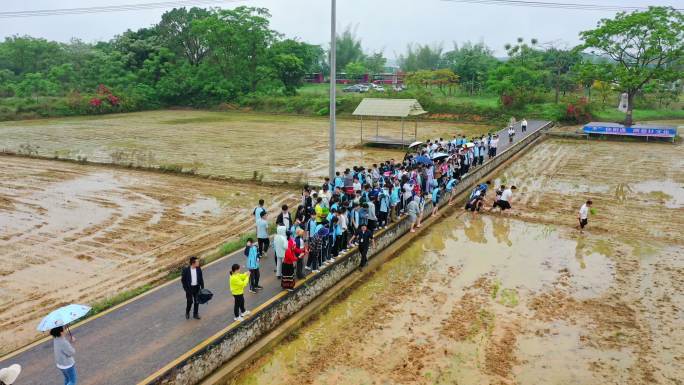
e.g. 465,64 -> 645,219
27,122 -> 532,385
220,127 -> 528,322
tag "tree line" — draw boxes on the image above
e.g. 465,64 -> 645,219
0,6 -> 681,125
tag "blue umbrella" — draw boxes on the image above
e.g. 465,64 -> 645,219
414,155 -> 433,166
37,304 -> 91,332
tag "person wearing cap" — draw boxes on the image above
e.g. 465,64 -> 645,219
50,326 -> 77,385
0,364 -> 21,385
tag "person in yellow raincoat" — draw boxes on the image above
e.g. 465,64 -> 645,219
229,264 -> 250,322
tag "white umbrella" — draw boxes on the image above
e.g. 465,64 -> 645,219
431,152 -> 449,161
465,142 -> 475,148
37,304 -> 91,332
408,141 -> 424,149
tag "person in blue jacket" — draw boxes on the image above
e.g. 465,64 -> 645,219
244,238 -> 261,293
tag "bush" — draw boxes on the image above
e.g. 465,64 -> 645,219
560,96 -> 593,123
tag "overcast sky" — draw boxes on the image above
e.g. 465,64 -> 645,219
0,0 -> 679,57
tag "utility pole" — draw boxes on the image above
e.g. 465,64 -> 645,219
328,0 -> 337,181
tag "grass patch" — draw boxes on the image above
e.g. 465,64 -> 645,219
593,108 -> 684,122
89,284 -> 155,316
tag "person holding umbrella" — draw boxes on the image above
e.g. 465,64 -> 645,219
51,326 -> 77,385
37,304 -> 90,385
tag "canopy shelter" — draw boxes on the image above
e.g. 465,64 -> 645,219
352,98 -> 427,147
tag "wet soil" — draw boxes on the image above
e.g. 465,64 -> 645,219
493,138 -> 684,243
0,110 -> 494,182
0,156 -> 295,354
228,139 -> 683,385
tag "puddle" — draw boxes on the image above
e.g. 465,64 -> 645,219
631,179 -> 684,208
446,216 -> 614,297
181,197 -> 223,217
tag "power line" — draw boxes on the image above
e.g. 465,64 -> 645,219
1,0 -> 680,19
441,0 -> 683,12
0,0 -> 246,19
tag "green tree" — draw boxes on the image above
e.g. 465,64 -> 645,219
193,7 -> 276,96
432,68 -> 460,96
110,28 -> 161,71
16,72 -> 58,100
488,38 -> 548,107
579,6 -> 684,125
270,39 -> 324,74
156,7 -> 211,66
47,63 -> 77,90
399,44 -> 443,72
504,37 -> 540,67
0,36 -> 65,75
442,41 -> 498,95
0,68 -> 15,96
343,61 -> 367,80
543,47 -> 581,103
272,53 -> 305,95
335,25 -> 365,71
487,64 -> 548,107
592,80 -> 613,108
405,69 -> 433,89
364,52 -> 387,74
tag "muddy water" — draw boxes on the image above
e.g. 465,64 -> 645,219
229,214 -> 683,385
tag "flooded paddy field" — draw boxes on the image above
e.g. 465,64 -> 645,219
493,138 -> 683,243
230,139 -> 683,385
0,110 -> 494,182
0,155 -> 295,354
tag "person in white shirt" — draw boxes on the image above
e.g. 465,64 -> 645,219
490,135 -> 499,157
578,200 -> 592,233
492,185 -> 516,211
521,118 -> 528,132
508,126 -> 515,143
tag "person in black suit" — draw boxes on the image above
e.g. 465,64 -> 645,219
181,256 -> 204,320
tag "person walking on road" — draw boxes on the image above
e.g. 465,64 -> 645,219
490,135 -> 499,158
181,256 -> 204,320
578,200 -> 593,234
350,224 -> 375,270
51,326 -> 77,385
229,264 -> 250,322
521,118 -> 528,133
256,211 -> 270,257
508,125 -> 515,143
244,238 -> 261,293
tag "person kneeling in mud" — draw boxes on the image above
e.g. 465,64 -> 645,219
464,182 -> 490,213
492,185 -> 516,212
465,192 -> 485,213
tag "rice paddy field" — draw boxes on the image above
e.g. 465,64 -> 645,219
0,110 -> 495,183
228,138 -> 683,385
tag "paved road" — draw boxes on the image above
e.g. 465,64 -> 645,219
0,120 -> 549,385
